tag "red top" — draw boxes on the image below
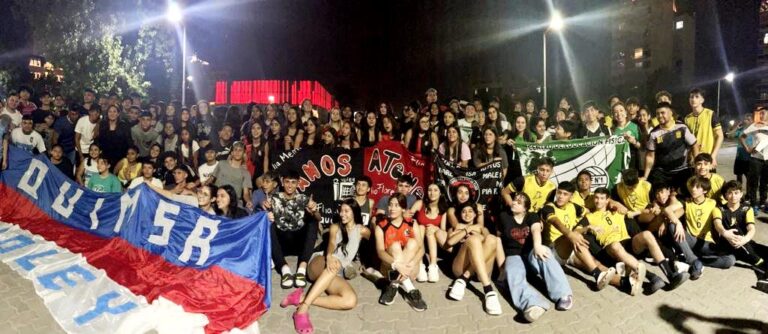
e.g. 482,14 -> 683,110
417,207 -> 442,227
378,217 -> 415,249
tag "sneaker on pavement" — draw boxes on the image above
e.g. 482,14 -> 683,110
629,263 -> 647,296
404,289 -> 428,312
448,278 -> 467,301
417,262 -> 428,282
646,276 -> 665,295
615,262 -> 627,277
484,291 -> 503,316
596,268 -> 616,291
555,295 -> 573,311
674,262 -> 690,274
689,260 -> 704,280
427,263 -> 440,283
666,271 -> 689,291
280,273 -> 295,289
523,306 -> 547,323
378,283 -> 398,306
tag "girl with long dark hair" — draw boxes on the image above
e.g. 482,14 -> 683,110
177,127 -> 199,169
284,107 -> 304,150
472,127 -> 508,180
403,114 -> 439,159
338,121 -> 360,149
280,198 -> 371,334
297,117 -> 322,149
245,122 -> 269,180
215,184 -> 249,219
438,125 -> 470,168
416,183 -> 449,283
359,111 -> 381,148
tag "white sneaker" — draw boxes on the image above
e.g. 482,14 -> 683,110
484,291 -> 503,316
448,278 -> 466,301
629,263 -> 647,296
615,262 -> 626,277
427,264 -> 439,283
523,306 -> 546,322
417,262 -> 428,282
675,262 -> 690,274
596,268 -> 616,291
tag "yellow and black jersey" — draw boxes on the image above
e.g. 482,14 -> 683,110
540,202 -> 586,244
684,108 -> 721,155
614,180 -> 652,212
684,198 -> 721,242
584,210 -> 630,248
571,191 -> 595,211
507,174 -> 556,213
719,205 -> 755,236
686,174 -> 725,202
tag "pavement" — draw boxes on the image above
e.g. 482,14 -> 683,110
1,143 -> 768,334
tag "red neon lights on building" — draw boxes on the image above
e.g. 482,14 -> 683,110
213,80 -> 334,109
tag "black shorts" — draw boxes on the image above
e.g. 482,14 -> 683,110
734,158 -> 749,176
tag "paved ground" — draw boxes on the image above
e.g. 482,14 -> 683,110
1,143 -> 768,334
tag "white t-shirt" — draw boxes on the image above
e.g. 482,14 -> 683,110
198,162 -> 219,184
75,117 -> 98,153
181,141 -> 200,160
457,118 -> 475,143
128,177 -> 164,190
1,108 -> 22,127
744,123 -> 768,160
10,128 -> 46,154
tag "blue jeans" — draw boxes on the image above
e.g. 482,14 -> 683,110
667,223 -> 736,269
504,252 -> 572,311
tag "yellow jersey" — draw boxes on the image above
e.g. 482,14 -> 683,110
684,198 -> 721,242
507,174 -> 556,213
585,210 -> 630,248
615,180 -> 652,212
571,191 -> 595,211
540,202 -> 586,244
684,108 -> 721,155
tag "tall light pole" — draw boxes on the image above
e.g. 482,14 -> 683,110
716,71 -> 735,120
167,1 -> 186,106
543,10 -> 564,109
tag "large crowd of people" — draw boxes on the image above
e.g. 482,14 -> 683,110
0,84 -> 767,334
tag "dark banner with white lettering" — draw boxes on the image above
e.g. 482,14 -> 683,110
434,156 -> 503,205
273,147 -> 363,225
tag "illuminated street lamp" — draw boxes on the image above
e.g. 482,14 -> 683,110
543,10 -> 564,108
717,71 -> 735,119
167,1 -> 187,106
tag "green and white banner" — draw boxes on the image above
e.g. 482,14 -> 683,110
516,135 -> 630,190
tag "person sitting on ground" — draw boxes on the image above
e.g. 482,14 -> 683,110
280,199 -> 371,334
584,188 -> 689,296
445,202 -> 502,315
416,183 -> 449,283
714,181 -> 768,293
664,177 -> 734,276
265,170 -> 322,289
501,192 -> 573,322
375,175 -> 422,218
538,181 -> 619,291
375,193 -> 428,312
86,157 -> 122,193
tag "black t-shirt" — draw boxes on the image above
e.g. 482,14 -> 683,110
498,211 -> 540,256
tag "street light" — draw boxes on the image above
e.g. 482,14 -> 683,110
716,71 -> 735,119
166,1 -> 187,106
543,10 -> 565,109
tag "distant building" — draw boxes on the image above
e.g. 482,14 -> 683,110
28,55 -> 64,82
756,0 -> 768,107
610,0 -> 695,102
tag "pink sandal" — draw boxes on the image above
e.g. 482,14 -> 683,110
280,288 -> 304,308
292,311 -> 314,334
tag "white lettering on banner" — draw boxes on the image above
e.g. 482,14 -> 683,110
148,200 -> 180,246
114,191 -> 141,233
179,216 -> 221,265
18,158 -> 49,200
52,183 -> 84,218
89,198 -> 105,230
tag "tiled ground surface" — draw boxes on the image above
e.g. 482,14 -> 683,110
1,144 -> 767,334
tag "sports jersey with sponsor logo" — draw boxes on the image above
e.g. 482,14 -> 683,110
684,198 -> 721,242
583,210 -> 630,248
646,123 -> 697,172
684,108 -> 721,155
614,180 -> 652,212
719,205 -> 754,236
540,202 -> 585,245
507,174 -> 556,213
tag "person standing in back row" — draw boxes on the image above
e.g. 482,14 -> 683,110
685,88 -> 723,168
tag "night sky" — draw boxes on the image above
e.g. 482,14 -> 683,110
1,0 -> 763,113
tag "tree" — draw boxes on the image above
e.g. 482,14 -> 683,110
10,0 -> 177,100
